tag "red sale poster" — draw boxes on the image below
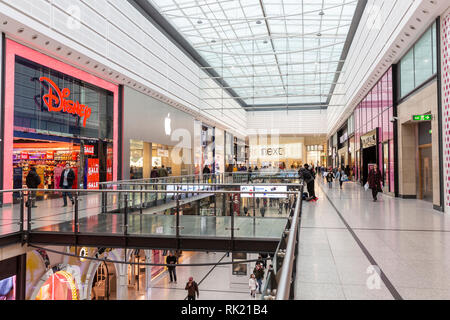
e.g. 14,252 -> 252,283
87,158 -> 99,190
84,145 -> 95,155
106,146 -> 113,181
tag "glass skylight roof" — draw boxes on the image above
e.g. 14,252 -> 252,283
148,0 -> 359,107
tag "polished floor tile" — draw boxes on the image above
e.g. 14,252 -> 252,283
296,179 -> 450,300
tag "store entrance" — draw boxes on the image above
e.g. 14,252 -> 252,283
13,138 -> 81,200
13,134 -> 112,202
419,146 -> 433,202
362,146 -> 377,185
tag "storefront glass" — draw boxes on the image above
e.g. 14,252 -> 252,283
399,22 -> 437,98
11,55 -> 115,193
354,67 -> 394,192
201,125 -> 215,171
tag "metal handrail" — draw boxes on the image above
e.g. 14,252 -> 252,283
1,188 -> 301,194
275,185 -> 303,300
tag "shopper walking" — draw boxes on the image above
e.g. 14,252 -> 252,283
249,274 -> 257,298
253,263 -> 265,294
158,165 -> 168,178
59,163 -> 75,207
150,166 -> 159,179
202,165 -> 211,183
326,169 -> 334,188
260,206 -> 266,218
26,167 -> 41,208
368,164 -> 383,202
185,277 -> 199,300
336,168 -> 345,189
166,251 -> 178,283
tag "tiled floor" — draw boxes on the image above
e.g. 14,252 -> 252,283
296,178 -> 450,300
127,251 -> 261,300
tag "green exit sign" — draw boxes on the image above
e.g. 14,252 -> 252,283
412,114 -> 432,121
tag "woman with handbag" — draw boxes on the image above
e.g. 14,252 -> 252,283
368,164 -> 383,202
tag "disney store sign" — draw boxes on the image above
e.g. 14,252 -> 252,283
39,77 -> 92,127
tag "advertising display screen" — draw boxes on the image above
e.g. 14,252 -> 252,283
240,185 -> 287,198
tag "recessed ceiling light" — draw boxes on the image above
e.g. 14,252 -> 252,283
197,20 -> 203,24
2,21 -> 7,25
56,47 -> 62,51
18,28 -> 24,33
32,35 -> 38,40
317,33 -> 322,37
319,11 -> 325,16
211,39 -> 216,43
263,40 -> 268,44
256,20 -> 262,24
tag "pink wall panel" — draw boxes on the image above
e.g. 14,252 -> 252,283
442,12 -> 450,208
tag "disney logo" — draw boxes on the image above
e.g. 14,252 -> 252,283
39,77 -> 92,127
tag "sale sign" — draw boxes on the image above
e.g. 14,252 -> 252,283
84,145 -> 95,155
87,158 -> 99,189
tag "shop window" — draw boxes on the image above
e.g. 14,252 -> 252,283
432,22 -> 437,75
388,107 -> 394,140
14,56 -> 114,140
400,50 -> 415,97
414,27 -> 433,86
399,23 -> 437,99
382,110 -> 389,142
389,140 -> 395,193
387,69 -> 393,107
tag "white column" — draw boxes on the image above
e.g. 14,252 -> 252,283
144,250 -> 152,300
114,250 -> 129,300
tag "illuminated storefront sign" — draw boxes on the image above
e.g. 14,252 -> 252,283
39,77 -> 92,127
361,129 -> 378,149
250,144 -> 303,160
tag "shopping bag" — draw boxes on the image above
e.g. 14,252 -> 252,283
342,174 -> 349,182
364,182 -> 369,191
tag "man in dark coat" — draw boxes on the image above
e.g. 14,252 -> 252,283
299,164 -> 316,201
166,251 -> 178,283
368,164 -> 383,202
59,163 -> 75,207
150,167 -> 159,179
185,277 -> 199,300
26,167 -> 41,208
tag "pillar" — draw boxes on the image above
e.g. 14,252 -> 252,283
115,250 -> 128,300
144,250 -> 152,300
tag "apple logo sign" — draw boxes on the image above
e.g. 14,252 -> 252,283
164,113 -> 172,136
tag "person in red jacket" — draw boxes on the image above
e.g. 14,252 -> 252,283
368,164 -> 383,202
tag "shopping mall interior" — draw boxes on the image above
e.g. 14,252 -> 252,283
1,0 -> 450,306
